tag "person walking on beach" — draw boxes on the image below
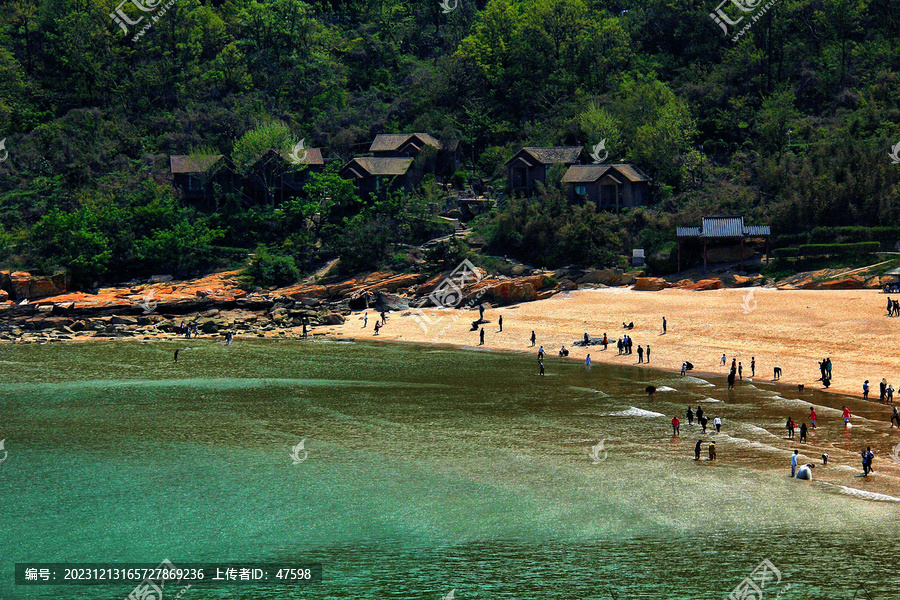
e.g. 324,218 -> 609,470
585,354 -> 591,366
887,384 -> 894,404
721,353 -> 727,366
637,345 -> 644,363
381,310 -> 388,324
617,338 -> 623,355
786,417 -> 795,439
498,314 -> 503,332
695,439 -> 702,460
880,378 -> 887,403
662,316 -> 667,334
751,357 -> 756,377
708,442 -> 717,461
672,416 -> 680,436
696,406 -> 704,423
738,362 -> 743,380
731,358 -> 737,372
714,416 -> 722,433
687,406 -> 694,425
791,450 -> 799,477
479,303 -> 485,321
774,366 -> 782,380
646,345 -> 650,362
539,360 -> 545,376
479,327 -> 485,346
538,345 -> 545,360
602,333 -> 608,350
863,380 -> 870,399
825,357 -> 832,379
810,406 -> 817,429
531,331 -> 536,347
680,362 -> 687,377
862,446 -> 874,476
799,422 -> 808,443
700,415 -> 708,433
363,313 -> 368,328
843,406 -> 851,427
374,321 -> 383,335
727,370 -> 736,390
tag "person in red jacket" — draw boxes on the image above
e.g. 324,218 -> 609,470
843,405 -> 851,428
672,416 -> 680,436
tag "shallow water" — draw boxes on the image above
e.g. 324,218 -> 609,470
0,339 -> 897,599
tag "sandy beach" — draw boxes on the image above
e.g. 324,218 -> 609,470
327,287 -> 898,401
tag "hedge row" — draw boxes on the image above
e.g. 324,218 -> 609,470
777,242 -> 880,258
781,227 -> 900,247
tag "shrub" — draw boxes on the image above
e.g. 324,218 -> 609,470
243,247 -> 300,287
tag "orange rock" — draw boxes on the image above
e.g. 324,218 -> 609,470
365,273 -> 428,293
817,275 -> 865,289
0,289 -> 7,302
633,277 -> 669,291
864,276 -> 882,289
683,279 -> 724,291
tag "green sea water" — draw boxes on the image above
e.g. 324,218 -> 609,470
0,339 -> 897,600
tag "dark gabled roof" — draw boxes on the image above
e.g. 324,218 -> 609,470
340,157 -> 414,177
170,155 -> 224,174
278,147 -> 325,166
677,216 -> 771,238
369,133 -> 442,153
507,147 -> 585,166
561,164 -> 651,184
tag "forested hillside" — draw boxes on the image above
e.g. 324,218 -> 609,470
1,0 -> 899,284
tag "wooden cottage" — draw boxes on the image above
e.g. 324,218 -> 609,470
339,157 -> 417,197
561,164 -> 651,211
241,148 -> 324,204
369,133 -> 458,176
170,154 -> 236,202
506,147 -> 588,194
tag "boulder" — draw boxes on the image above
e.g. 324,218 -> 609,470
110,315 -> 138,325
683,279 -> 724,291
729,274 -> 764,288
487,281 -> 538,304
865,276 -> 883,289
319,313 -> 345,325
633,277 -> 669,291
149,275 -> 173,283
577,269 -> 636,287
0,289 -> 7,302
536,290 -> 557,300
375,292 -> 409,312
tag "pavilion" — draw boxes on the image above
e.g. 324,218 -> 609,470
675,216 -> 772,272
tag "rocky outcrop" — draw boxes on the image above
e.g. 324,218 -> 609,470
816,275 -> 866,290
2,271 -> 67,301
632,277 -> 669,291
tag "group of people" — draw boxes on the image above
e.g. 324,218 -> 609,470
175,320 -> 199,338
682,405 -> 721,434
818,357 -> 833,388
694,439 -> 716,461
863,378 -> 896,403
886,296 -> 900,316
785,417 -> 809,442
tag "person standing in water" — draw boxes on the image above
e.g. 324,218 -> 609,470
672,416 -> 680,436
843,405 -> 851,427
694,440 -> 702,460
810,406 -> 817,429
700,415 -> 708,433
686,406 -> 694,425
799,422 -> 808,443
786,417 -> 795,439
713,416 -> 722,433
539,360 -> 545,376
791,450 -> 798,477
708,442 -> 717,461
696,406 -> 704,423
